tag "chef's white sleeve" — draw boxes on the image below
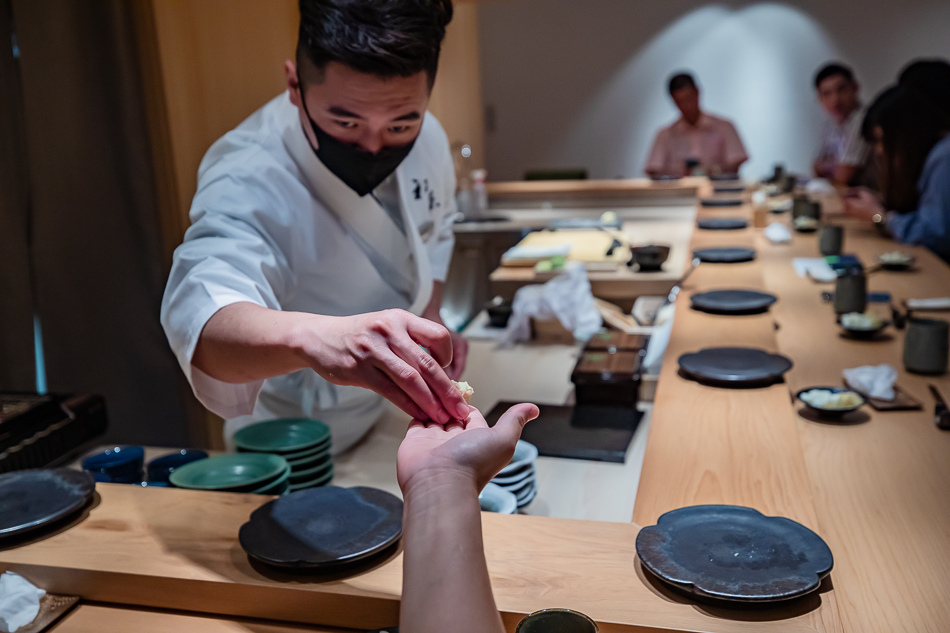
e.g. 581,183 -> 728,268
428,136 -> 457,282
160,190 -> 295,419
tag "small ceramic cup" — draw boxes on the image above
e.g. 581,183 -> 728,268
819,225 -> 844,256
516,609 -> 599,633
903,317 -> 949,374
834,270 -> 866,315
82,445 -> 145,484
792,197 -> 821,221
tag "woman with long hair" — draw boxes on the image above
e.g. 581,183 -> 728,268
844,68 -> 950,262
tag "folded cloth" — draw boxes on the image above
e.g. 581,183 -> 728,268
642,305 -> 675,373
764,221 -> 792,244
843,364 -> 898,401
0,572 -> 45,633
792,257 -> 837,282
805,178 -> 835,195
906,297 -> 950,310
500,263 -> 602,346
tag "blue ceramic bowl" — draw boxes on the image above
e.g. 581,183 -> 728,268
82,445 -> 145,484
147,449 -> 209,484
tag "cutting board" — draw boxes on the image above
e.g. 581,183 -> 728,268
502,229 -> 628,269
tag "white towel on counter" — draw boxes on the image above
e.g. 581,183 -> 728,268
0,572 -> 45,633
764,221 -> 792,244
792,257 -> 837,282
906,297 -> 950,311
843,364 -> 898,401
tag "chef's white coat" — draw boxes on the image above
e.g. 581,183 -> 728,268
160,91 -> 457,453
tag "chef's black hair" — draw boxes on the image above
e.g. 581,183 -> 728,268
668,73 -> 697,95
296,0 -> 453,88
814,63 -> 855,90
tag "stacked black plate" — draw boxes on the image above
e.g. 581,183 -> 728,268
234,419 -> 333,492
690,290 -> 777,315
696,217 -> 748,231
636,505 -> 833,604
678,347 -> 792,387
693,247 -> 756,264
0,469 -> 96,542
239,486 -> 402,569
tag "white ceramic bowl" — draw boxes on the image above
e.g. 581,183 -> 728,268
479,482 -> 518,514
497,440 -> 538,477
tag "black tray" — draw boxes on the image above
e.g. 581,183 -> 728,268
690,290 -> 777,315
699,197 -> 743,207
693,247 -> 756,264
696,217 -> 748,231
678,347 -> 792,386
636,505 -> 833,603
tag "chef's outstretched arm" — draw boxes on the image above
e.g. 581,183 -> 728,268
192,302 -> 470,425
397,402 -> 539,633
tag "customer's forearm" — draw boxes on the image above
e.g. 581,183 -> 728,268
401,472 -> 504,633
191,302 -> 312,383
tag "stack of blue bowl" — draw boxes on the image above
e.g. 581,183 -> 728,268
234,419 -> 333,492
82,446 -> 145,483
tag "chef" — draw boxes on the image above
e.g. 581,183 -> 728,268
160,0 -> 469,452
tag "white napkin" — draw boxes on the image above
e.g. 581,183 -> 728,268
764,221 -> 792,244
0,572 -> 45,633
642,305 -> 676,373
843,364 -> 898,400
906,297 -> 950,310
500,264 -> 602,346
805,178 -> 835,195
792,257 -> 837,282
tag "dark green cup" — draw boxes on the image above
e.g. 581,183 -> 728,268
792,197 -> 821,221
819,225 -> 844,256
834,270 -> 866,315
516,609 -> 598,633
903,317 -> 949,374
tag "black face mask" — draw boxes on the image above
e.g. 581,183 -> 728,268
297,83 -> 417,197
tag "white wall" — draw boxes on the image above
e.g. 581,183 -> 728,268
478,0 -> 950,181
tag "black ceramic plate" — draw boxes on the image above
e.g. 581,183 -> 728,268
678,347 -> 792,386
636,505 -> 833,603
712,185 -> 745,194
239,486 -> 402,569
0,469 -> 96,539
693,247 -> 756,264
696,217 -> 748,231
690,290 -> 777,315
699,197 -> 743,207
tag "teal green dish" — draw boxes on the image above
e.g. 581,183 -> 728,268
234,418 -> 331,453
169,454 -> 289,491
282,440 -> 332,463
289,461 -> 333,484
287,448 -> 331,470
287,467 -> 334,492
252,468 -> 292,495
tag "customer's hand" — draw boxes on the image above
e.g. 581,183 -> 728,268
397,403 -> 539,494
843,187 -> 885,221
300,309 -> 470,425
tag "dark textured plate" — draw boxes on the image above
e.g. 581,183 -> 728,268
239,486 -> 402,569
699,197 -> 743,207
0,469 -> 96,538
693,247 -> 756,264
712,185 -> 746,193
690,290 -> 777,315
696,217 -> 748,231
678,347 -> 792,386
636,505 -> 833,603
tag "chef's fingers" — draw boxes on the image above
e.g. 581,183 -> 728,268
375,351 -> 453,425
404,314 -> 454,369
445,334 -> 468,380
389,336 -> 470,421
366,367 -> 428,421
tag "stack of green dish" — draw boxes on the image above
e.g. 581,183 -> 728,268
233,418 -> 333,492
169,453 -> 290,495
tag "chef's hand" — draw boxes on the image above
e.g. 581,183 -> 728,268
397,403 -> 539,494
843,187 -> 885,221
305,309 -> 469,425
445,331 -> 468,380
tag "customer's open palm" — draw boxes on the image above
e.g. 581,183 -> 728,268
396,403 -> 539,493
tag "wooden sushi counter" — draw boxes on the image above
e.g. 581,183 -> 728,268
3,181 -> 950,633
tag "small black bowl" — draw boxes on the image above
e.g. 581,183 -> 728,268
796,386 -> 866,418
837,316 -> 890,340
628,244 -> 671,272
485,297 -> 513,328
878,255 -> 916,271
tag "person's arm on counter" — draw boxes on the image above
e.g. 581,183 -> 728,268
397,402 -> 540,633
193,303 -> 470,425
